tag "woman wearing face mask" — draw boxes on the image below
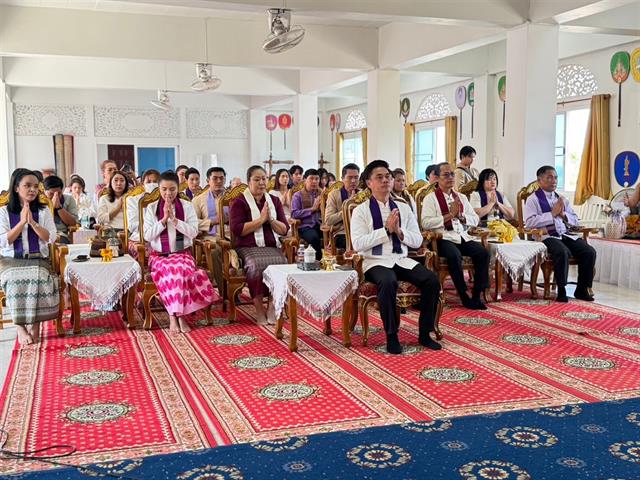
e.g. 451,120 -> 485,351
97,171 -> 129,231
143,171 -> 216,333
0,169 -> 59,345
469,168 -> 515,226
126,169 -> 160,257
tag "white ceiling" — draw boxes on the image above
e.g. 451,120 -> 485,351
0,0 -> 638,109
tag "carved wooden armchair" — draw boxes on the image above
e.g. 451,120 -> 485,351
215,184 -> 298,321
343,189 -> 442,346
516,181 -> 598,299
407,179 -> 427,200
287,182 -> 306,243
319,181 -> 346,258
457,179 -> 478,199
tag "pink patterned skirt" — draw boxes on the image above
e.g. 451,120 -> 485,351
149,250 -> 216,316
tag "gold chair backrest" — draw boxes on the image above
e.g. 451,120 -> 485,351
290,182 -> 305,197
266,178 -> 276,192
407,179 -> 427,199
457,179 -> 478,199
342,188 -> 371,251
122,184 -> 145,244
99,186 -> 111,198
415,183 -> 438,225
179,181 -> 188,193
138,188 -> 190,244
320,181 -> 344,224
516,180 -> 540,231
218,184 -> 248,246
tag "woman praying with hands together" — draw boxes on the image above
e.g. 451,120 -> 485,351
470,168 -> 515,225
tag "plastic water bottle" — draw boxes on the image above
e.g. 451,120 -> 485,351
80,212 -> 90,230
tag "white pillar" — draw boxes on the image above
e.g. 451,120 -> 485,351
249,109 -> 268,166
502,23 -> 559,198
0,77 -> 12,190
367,69 -> 401,166
293,94 -> 318,169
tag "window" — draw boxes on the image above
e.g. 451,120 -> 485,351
416,93 -> 451,121
341,131 -> 364,171
344,109 -> 366,131
414,125 -> 445,180
554,108 -> 589,192
137,146 -> 177,174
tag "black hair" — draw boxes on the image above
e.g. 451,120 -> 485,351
425,164 -> 436,178
246,165 -> 266,182
159,170 -> 180,185
107,171 -> 130,202
289,165 -> 303,176
328,173 -> 336,183
303,168 -> 319,179
536,165 -> 556,178
433,162 -> 450,177
317,168 -> 328,177
32,170 -> 44,183
70,175 -> 86,192
185,167 -> 200,179
362,159 -> 390,181
141,169 -> 160,183
459,146 -> 476,159
8,168 -> 46,214
43,175 -> 64,191
341,163 -> 360,178
477,168 -> 499,191
176,165 -> 189,173
391,168 -> 406,178
206,167 -> 226,178
274,168 -> 290,187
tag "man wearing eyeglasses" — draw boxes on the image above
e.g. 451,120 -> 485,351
350,160 -> 441,354
421,162 -> 490,310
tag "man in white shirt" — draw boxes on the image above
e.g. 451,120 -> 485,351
351,160 -> 441,354
524,165 -> 596,302
421,162 -> 490,310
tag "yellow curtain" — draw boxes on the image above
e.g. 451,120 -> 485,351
361,128 -> 368,165
335,133 -> 343,178
574,94 -> 611,205
444,116 -> 458,168
404,123 -> 415,183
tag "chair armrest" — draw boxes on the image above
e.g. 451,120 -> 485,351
57,244 -> 69,277
136,243 -> 147,270
573,226 -> 599,240
351,254 -> 365,284
117,231 -> 126,246
282,237 -> 299,263
289,218 -> 301,240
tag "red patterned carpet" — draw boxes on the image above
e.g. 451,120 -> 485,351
1,290 -> 640,474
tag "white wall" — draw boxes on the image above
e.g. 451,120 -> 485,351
11,87 -> 251,191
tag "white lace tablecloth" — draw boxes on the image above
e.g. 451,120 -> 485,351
590,236 -> 640,290
64,255 -> 142,311
263,264 -> 358,319
72,228 -> 98,245
490,239 -> 547,281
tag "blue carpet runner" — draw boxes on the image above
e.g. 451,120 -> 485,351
6,396 -> 640,479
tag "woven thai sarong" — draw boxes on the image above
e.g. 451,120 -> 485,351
149,251 -> 215,316
0,257 -> 59,325
236,246 -> 287,297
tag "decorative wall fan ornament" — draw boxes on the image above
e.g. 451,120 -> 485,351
265,114 -> 278,151
150,90 -> 171,111
278,113 -> 292,149
498,75 -> 506,137
263,7 -> 305,54
467,82 -> 475,138
400,98 -> 410,125
329,114 -> 336,151
455,86 -> 466,140
610,51 -> 630,127
192,19 -> 222,91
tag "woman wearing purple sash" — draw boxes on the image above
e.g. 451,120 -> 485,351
469,169 -> 515,225
0,169 -> 59,345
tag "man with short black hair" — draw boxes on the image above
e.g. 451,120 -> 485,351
291,168 -> 323,259
289,165 -> 304,187
454,146 -> 479,191
421,162 -> 489,310
425,164 -> 438,184
176,165 -> 189,184
324,163 -> 360,250
524,165 -> 596,302
351,159 -> 441,354
43,175 -> 78,244
184,167 -> 201,199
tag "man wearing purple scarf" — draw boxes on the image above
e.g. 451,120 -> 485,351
350,160 -> 441,355
524,166 -> 596,302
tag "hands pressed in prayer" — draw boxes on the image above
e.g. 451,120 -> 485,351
551,196 -> 565,218
488,191 -> 498,206
449,198 -> 461,218
312,196 -> 322,212
259,202 -> 270,224
20,201 -> 31,226
385,208 -> 400,234
52,192 -> 62,209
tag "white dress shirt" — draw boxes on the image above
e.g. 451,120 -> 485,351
350,197 -> 423,273
421,190 -> 479,244
524,189 -> 580,240
98,195 -> 125,230
469,191 -> 513,211
0,206 -> 57,258
143,199 -> 198,253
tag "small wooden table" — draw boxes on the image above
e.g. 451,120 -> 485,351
263,264 -> 358,352
489,239 -> 546,301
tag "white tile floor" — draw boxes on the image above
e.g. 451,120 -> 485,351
1,278 -> 639,388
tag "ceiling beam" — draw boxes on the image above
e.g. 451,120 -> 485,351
529,0 -> 639,24
299,70 -> 366,95
0,5 -> 377,70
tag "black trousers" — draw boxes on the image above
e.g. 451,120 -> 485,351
334,234 -> 346,251
543,236 -> 596,288
365,263 -> 440,336
299,225 -> 323,259
436,238 -> 490,297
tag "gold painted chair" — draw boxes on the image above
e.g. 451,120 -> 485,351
135,188 -> 210,329
407,179 -> 427,200
287,182 -> 306,243
342,189 -> 442,346
216,184 -> 298,321
319,181 -> 347,259
516,181 -> 597,300
457,179 -> 478,199
0,189 -> 66,334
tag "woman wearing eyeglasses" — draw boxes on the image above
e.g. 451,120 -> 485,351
469,168 -> 515,226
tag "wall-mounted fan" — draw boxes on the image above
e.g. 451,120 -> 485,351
263,8 -> 305,54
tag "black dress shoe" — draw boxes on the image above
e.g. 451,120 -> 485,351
419,335 -> 442,350
574,288 -> 594,302
386,333 -> 403,354
556,286 -> 569,303
470,298 -> 488,310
